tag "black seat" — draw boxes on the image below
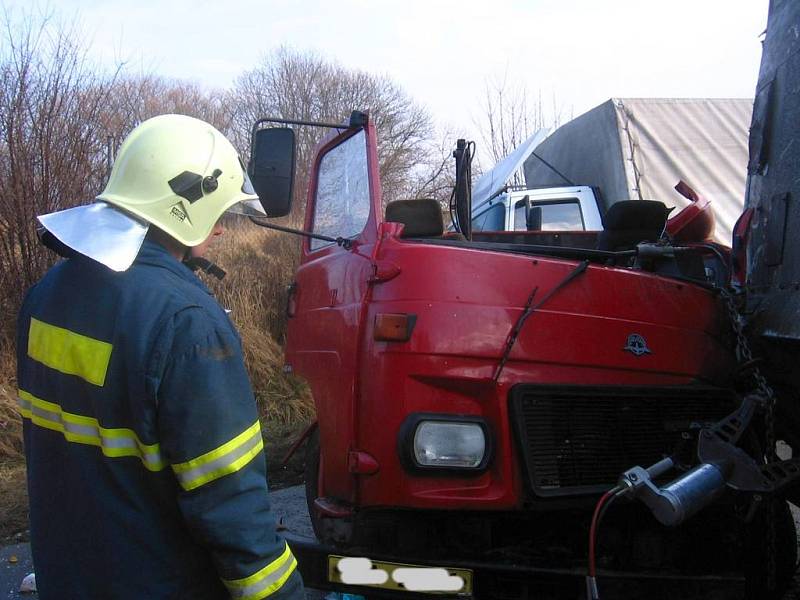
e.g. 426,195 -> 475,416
385,199 -> 444,238
597,200 -> 669,251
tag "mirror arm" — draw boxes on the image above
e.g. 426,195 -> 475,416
249,217 -> 353,250
250,112 -> 367,147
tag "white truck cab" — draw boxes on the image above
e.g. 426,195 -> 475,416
468,129 -> 603,234
471,185 -> 603,232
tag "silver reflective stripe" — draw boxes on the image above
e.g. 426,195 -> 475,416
230,556 -> 297,599
18,396 -> 32,412
174,426 -> 262,489
28,401 -> 74,429
18,391 -> 165,471
226,547 -> 298,600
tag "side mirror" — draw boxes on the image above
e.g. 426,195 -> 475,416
248,127 -> 296,218
526,206 -> 542,230
524,196 -> 542,231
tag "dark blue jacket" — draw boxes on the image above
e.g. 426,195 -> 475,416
16,241 -> 304,600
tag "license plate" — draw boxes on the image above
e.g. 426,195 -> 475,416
328,554 -> 473,596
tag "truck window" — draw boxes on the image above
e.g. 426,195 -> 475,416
311,129 -> 371,250
513,199 -> 584,231
471,203 -> 505,232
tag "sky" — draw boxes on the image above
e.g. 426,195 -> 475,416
4,0 -> 768,146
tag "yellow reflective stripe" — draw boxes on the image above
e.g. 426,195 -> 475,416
172,421 -> 262,473
172,420 -> 264,491
28,318 -> 113,387
225,543 -> 293,588
19,391 -> 61,414
18,389 -> 166,471
223,543 -> 298,599
182,437 -> 264,491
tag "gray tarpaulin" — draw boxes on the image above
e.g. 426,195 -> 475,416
523,98 -> 753,243
473,129 -> 548,211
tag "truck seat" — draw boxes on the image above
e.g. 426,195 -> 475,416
596,200 -> 669,251
385,199 -> 444,238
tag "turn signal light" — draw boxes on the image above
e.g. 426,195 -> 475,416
374,313 -> 416,342
731,208 -> 754,288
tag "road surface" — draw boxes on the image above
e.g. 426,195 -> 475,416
3,485 -> 800,599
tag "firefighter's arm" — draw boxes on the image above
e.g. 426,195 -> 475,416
153,307 -> 304,600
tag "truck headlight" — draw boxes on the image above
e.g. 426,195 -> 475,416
398,415 -> 491,472
414,421 -> 485,468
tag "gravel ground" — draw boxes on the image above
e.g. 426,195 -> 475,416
0,543 -> 33,600
2,487 -> 799,599
0,486 -> 328,600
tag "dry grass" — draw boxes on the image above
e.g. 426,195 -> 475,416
0,339 -> 22,461
0,383 -> 22,460
0,349 -> 27,539
0,459 -> 28,540
202,223 -> 315,425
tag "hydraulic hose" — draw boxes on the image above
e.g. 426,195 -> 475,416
586,485 -> 623,600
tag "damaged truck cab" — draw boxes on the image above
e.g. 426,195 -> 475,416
250,110 -> 781,598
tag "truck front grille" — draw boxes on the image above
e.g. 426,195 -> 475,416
509,385 -> 736,497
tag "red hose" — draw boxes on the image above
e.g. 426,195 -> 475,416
588,489 -> 616,578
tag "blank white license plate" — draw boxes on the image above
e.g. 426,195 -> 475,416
328,554 -> 473,596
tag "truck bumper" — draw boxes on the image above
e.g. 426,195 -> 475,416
285,533 -> 745,600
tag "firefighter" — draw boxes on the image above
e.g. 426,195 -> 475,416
16,114 -> 304,599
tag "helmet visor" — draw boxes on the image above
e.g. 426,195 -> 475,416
242,162 -> 256,195
226,159 -> 266,217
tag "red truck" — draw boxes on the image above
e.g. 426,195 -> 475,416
246,105 -> 794,598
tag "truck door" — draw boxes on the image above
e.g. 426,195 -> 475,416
285,122 -> 382,504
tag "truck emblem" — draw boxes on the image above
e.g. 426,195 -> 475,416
624,334 -> 651,356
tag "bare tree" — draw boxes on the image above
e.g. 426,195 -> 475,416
0,28 -> 451,342
404,125 -> 458,204
0,11 -> 116,336
0,8 -> 229,340
229,47 -> 436,221
475,73 -> 571,184
98,74 -> 231,171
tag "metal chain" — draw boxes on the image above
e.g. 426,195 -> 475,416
718,288 -> 777,590
719,288 -> 776,410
